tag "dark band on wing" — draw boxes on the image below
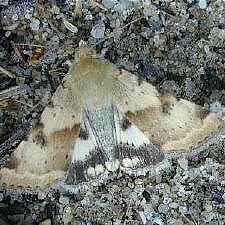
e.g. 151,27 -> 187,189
65,147 -> 107,184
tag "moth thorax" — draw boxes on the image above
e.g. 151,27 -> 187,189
70,57 -> 117,108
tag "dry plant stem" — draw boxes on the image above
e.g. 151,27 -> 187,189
0,86 -> 29,101
90,0 -> 107,11
10,41 -> 24,61
14,43 -> 45,48
0,66 -> 16,78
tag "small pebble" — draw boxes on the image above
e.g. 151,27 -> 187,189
169,202 -> 179,209
198,0 -> 207,9
0,193 -> 4,202
102,0 -> 117,9
0,0 -> 9,6
59,196 -> 70,205
158,204 -> 169,214
91,23 -> 105,39
5,31 -> 11,37
30,19 -> 40,31
138,211 -> 147,224
12,14 -> 18,21
178,158 -> 188,171
39,219 -> 51,225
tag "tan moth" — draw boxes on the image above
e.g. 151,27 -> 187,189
0,47 -> 221,188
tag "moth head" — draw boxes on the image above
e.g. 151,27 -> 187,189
66,46 -> 119,108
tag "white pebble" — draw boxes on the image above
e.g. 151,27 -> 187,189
95,164 -> 105,175
102,0 -> 117,9
25,13 -> 32,20
12,14 -> 18,21
86,167 -> 96,177
30,19 -> 40,31
122,158 -> 133,168
5,31 -> 11,37
198,0 -> 207,9
138,211 -> 147,224
91,23 -> 105,39
105,160 -> 120,171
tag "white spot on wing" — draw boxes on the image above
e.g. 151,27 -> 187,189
105,160 -> 120,172
121,125 -> 150,147
122,158 -> 133,168
86,167 -> 96,177
72,123 -> 98,162
131,157 -> 140,167
95,164 -> 105,175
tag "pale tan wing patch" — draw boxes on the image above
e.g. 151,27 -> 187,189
0,125 -> 79,186
162,113 -> 221,151
41,83 -> 81,135
0,169 -> 64,187
114,69 -> 162,113
126,93 -> 221,150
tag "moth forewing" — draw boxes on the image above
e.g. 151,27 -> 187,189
114,69 -> 162,113
40,82 -> 82,135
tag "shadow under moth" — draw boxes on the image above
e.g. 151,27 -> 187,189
0,47 -> 222,191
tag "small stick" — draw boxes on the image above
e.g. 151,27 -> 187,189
14,43 -> 45,48
0,66 -> 16,78
90,0 -> 107,11
10,41 -> 24,61
0,86 -> 27,101
14,99 -> 34,108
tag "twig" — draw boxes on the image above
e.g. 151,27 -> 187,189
10,41 -> 24,61
181,213 -> 196,225
14,43 -> 46,48
74,0 -> 83,17
118,16 -> 144,31
90,0 -> 107,11
0,86 -> 28,101
0,66 -> 16,78
14,99 -> 34,108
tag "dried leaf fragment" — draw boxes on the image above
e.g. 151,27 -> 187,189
62,19 -> 78,33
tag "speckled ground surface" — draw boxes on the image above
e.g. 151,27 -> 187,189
0,0 -> 225,224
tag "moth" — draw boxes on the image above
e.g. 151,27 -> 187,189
0,47 -> 221,189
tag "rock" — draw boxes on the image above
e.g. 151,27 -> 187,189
91,23 -> 105,39
102,0 -> 117,9
39,219 -> 51,225
158,204 -> 169,214
59,196 -> 70,205
138,211 -> 147,224
30,19 -> 40,31
62,206 -> 73,224
178,158 -> 188,171
0,193 -> 4,201
198,0 -> 207,9
0,0 -> 9,6
169,202 -> 179,209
